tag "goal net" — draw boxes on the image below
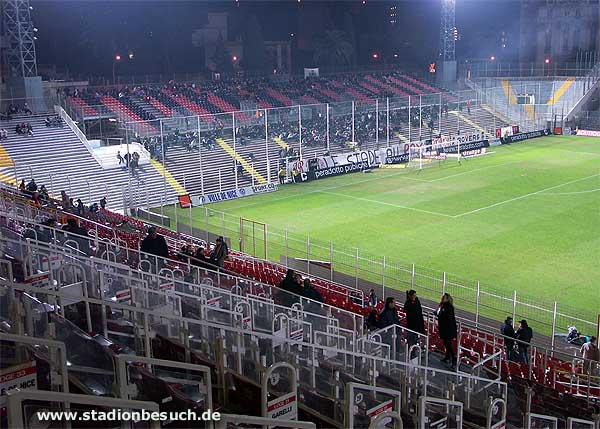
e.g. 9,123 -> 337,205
407,144 -> 447,170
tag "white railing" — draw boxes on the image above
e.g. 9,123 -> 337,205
54,104 -> 107,168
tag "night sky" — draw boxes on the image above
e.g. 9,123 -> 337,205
32,0 -> 521,79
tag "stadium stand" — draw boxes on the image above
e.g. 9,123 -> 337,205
0,112 -> 180,208
1,185 -> 598,428
56,71 -> 508,197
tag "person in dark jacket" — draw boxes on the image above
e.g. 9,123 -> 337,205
23,218 -> 57,244
436,293 -> 457,366
278,269 -> 295,290
515,319 -> 533,363
62,218 -> 91,255
500,316 -> 516,361
365,309 -> 379,331
140,226 -> 169,272
302,278 -> 323,303
378,297 -> 400,328
210,236 -> 228,268
404,289 -> 425,346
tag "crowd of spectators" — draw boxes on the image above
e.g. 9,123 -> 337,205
277,269 -> 324,308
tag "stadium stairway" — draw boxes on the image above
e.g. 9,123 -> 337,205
216,138 -> 267,184
449,110 -> 494,138
500,80 -> 535,120
0,113 -> 180,210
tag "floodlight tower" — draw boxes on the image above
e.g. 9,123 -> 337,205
1,0 -> 44,109
438,0 -> 457,85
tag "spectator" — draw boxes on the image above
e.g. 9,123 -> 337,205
140,226 -> 169,270
75,199 -> 84,216
404,289 -> 425,346
60,191 -> 70,209
277,269 -> 300,306
19,179 -> 26,192
436,293 -> 457,367
62,218 -> 90,254
116,220 -> 135,233
0,128 -> 7,140
580,337 -> 599,376
25,179 -> 37,193
38,185 -> 49,204
378,297 -> 399,328
302,278 -> 323,303
23,218 -> 57,243
117,151 -> 124,165
365,309 -> 379,331
278,269 -> 296,291
88,203 -> 100,216
210,236 -> 228,268
515,319 -> 533,363
192,246 -> 210,269
500,317 -> 516,361
178,244 -> 193,263
99,196 -> 107,209
366,288 -> 378,307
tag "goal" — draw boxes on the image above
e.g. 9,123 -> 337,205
407,144 -> 447,170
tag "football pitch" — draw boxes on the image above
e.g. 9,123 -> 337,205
164,135 -> 600,324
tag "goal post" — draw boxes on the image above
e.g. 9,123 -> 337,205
240,217 -> 267,259
407,144 -> 446,170
407,141 -> 465,171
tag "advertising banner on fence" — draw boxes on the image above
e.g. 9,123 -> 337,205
439,139 -> 489,154
191,183 -> 278,206
576,129 -> 600,137
267,392 -> 297,420
313,148 -> 382,170
495,126 -> 519,139
0,361 -> 37,407
501,129 -> 551,144
431,131 -> 485,146
306,161 -> 372,181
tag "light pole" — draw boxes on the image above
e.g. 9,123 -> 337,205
112,54 -> 122,85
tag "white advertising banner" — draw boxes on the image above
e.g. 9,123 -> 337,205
0,361 -> 37,407
267,392 -> 298,420
576,129 -> 600,137
191,183 -> 278,206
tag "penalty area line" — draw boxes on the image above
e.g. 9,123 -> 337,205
321,191 -> 454,218
454,173 -> 600,218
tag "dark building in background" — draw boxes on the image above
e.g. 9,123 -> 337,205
519,0 -> 599,65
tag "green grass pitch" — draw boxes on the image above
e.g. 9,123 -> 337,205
163,135 -> 600,326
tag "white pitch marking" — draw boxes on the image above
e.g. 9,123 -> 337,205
536,188 -> 600,196
321,191 -> 454,218
454,173 -> 600,218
